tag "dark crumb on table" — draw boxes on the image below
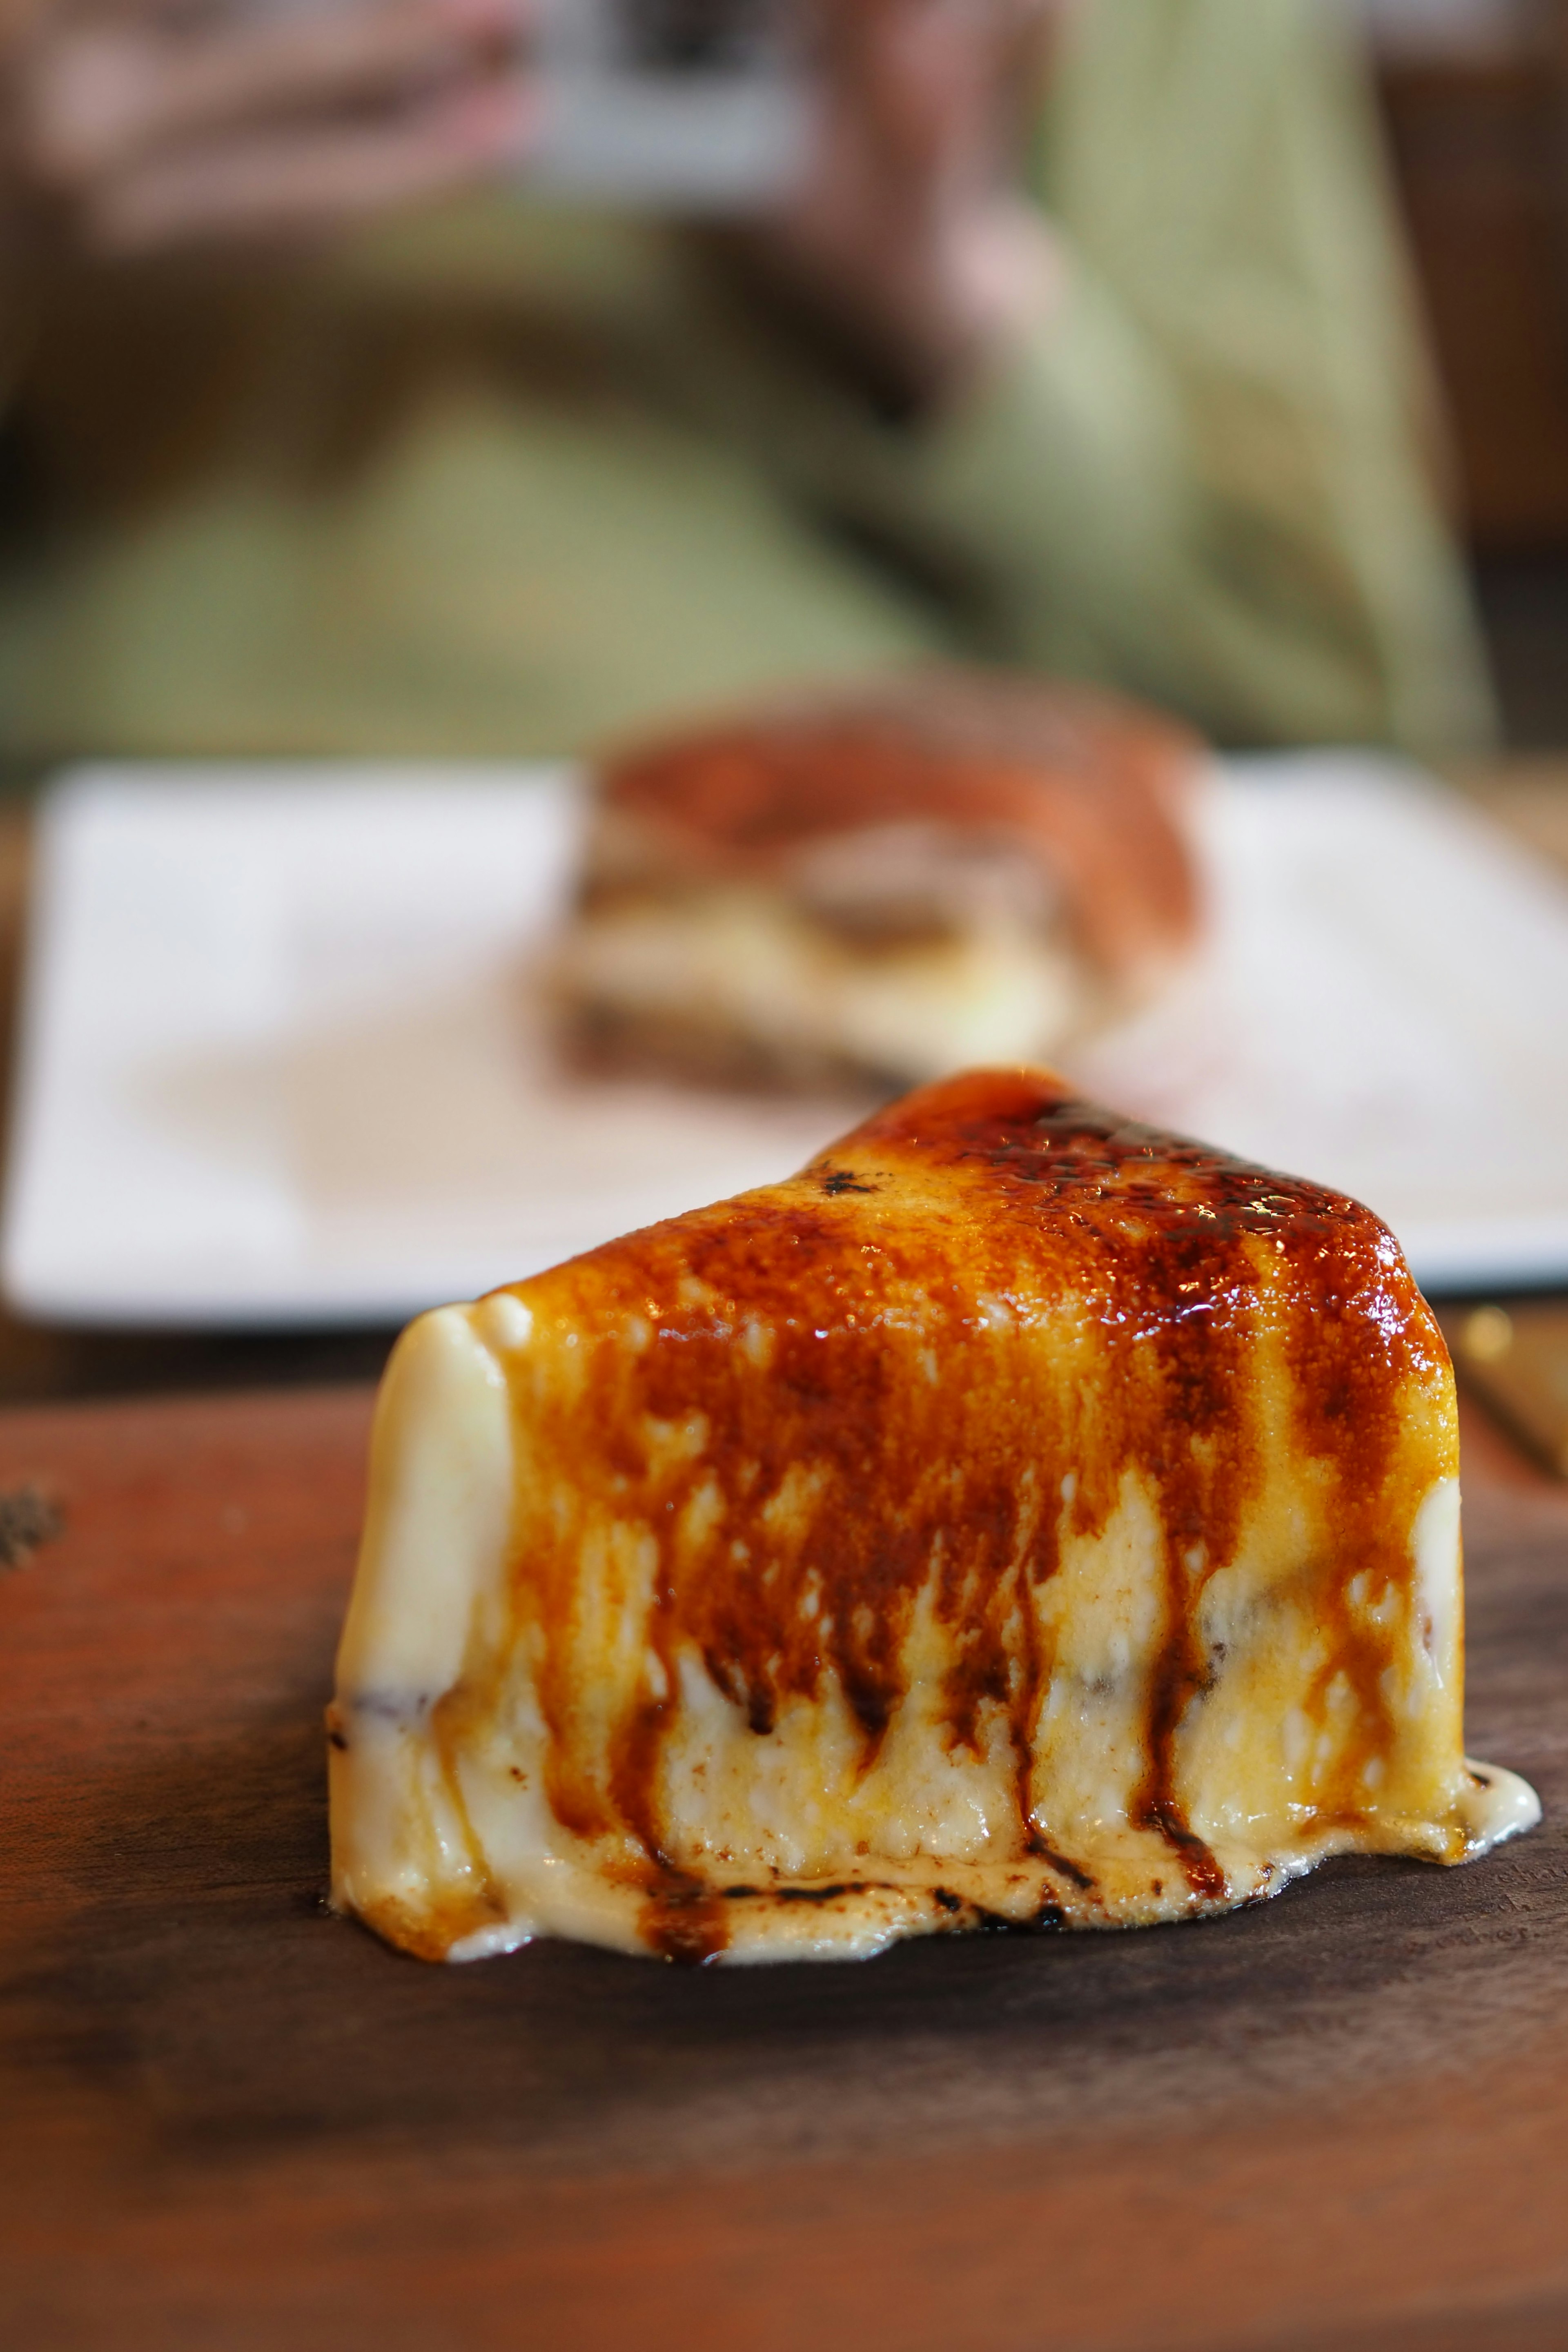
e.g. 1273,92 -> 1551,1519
0,1483 -> 62,1569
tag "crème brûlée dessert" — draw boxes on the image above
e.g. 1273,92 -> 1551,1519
552,670 -> 1204,1090
328,1069 -> 1539,1965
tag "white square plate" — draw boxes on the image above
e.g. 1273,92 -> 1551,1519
6,753 -> 1568,1326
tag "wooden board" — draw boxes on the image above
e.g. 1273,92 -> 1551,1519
2,1385 -> 1566,2352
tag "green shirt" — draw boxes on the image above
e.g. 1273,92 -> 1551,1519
0,0 -> 1493,764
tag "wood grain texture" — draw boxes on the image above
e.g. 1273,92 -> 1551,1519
1,1385 -> 1566,2352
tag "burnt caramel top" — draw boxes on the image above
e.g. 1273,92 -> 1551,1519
592,673 -> 1203,978
494,1069 -> 1456,1944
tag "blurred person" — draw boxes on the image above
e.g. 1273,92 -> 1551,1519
0,0 -> 1493,765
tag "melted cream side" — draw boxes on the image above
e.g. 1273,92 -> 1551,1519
554,889 -> 1093,1082
329,1303 -> 1541,1966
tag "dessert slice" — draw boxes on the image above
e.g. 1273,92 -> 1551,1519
329,1069 -> 1538,1964
552,670 -> 1204,1091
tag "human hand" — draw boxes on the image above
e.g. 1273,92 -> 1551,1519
756,0 -> 1067,409
0,0 -> 533,257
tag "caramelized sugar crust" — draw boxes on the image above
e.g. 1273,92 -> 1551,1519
486,1069 -> 1454,1959
590,674 -> 1203,981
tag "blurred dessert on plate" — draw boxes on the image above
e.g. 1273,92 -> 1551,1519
551,669 -> 1206,1091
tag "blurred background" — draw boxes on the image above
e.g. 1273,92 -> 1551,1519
1370,0 -> 1568,745
2,0 -> 1568,1443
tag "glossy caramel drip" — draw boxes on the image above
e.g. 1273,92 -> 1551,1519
493,1070 -> 1454,1943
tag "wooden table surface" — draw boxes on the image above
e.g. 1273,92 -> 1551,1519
1,1383 -> 1566,2352
0,768 -> 1566,2349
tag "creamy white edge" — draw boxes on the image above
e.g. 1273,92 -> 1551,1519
555,891 -> 1092,1082
330,1306 -> 1542,1966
